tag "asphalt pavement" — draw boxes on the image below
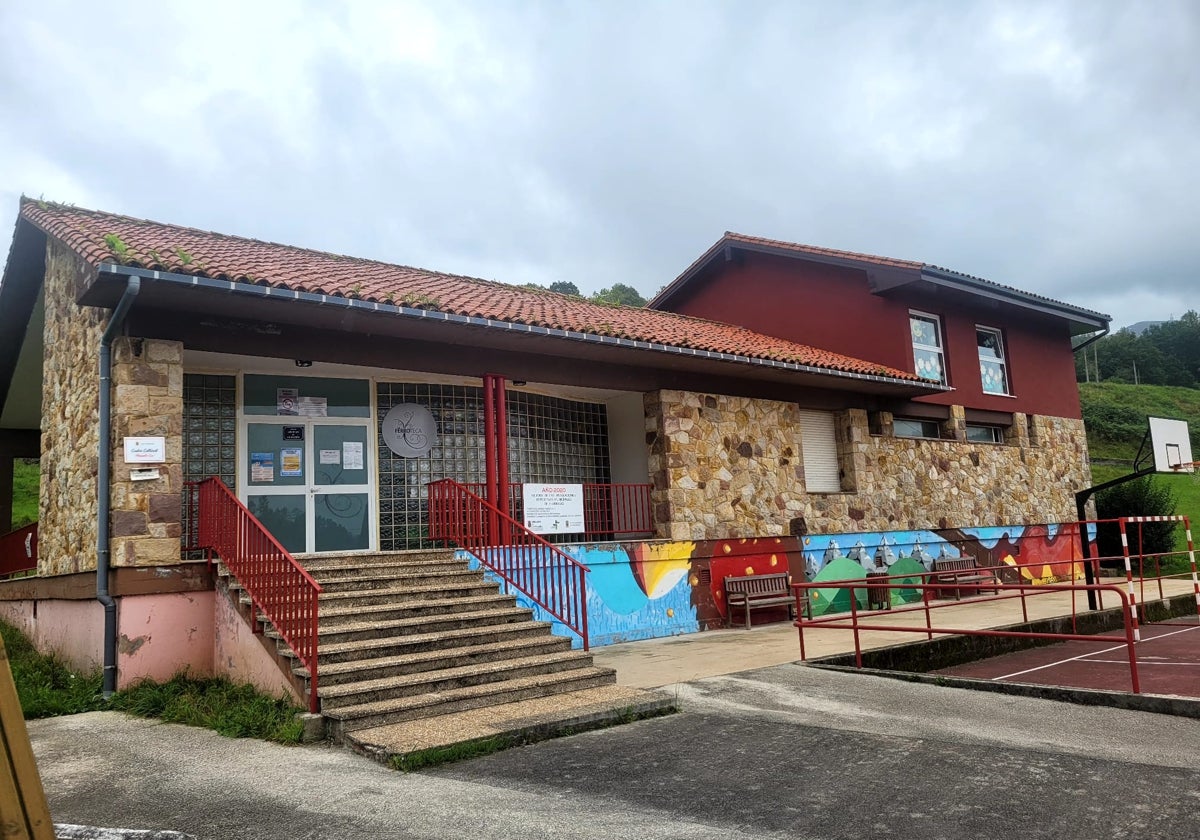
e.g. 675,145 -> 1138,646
29,664 -> 1200,840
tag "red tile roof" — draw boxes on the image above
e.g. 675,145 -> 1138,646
16,199 -> 930,383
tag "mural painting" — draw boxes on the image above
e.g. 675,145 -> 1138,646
461,521 -> 1093,646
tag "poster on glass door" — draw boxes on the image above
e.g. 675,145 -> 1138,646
521,484 -> 585,534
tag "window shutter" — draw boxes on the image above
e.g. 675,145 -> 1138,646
798,410 -> 841,493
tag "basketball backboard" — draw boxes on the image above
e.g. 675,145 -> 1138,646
1149,416 -> 1193,473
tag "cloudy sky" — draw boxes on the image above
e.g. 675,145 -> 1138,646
1,1 -> 1196,329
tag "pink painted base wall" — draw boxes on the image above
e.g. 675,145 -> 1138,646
1,590 -> 299,703
116,592 -> 215,688
0,600 -> 104,671
213,584 -> 302,703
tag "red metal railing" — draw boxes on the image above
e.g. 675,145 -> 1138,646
465,482 -> 654,540
428,478 -> 591,649
191,478 -> 323,713
0,523 -> 37,579
792,559 -> 1144,691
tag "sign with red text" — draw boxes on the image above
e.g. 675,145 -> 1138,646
521,483 -> 585,535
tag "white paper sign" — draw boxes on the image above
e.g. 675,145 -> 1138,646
522,483 -> 585,534
280,448 -> 303,477
343,441 -> 364,470
319,449 -> 340,465
123,436 -> 166,464
276,388 -> 299,416
297,396 -> 328,417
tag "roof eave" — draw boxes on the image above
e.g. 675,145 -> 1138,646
96,263 -> 945,396
917,267 -> 1111,333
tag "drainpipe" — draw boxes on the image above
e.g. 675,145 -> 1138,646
97,276 -> 141,697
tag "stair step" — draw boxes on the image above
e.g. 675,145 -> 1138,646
298,550 -> 455,567
318,651 -> 594,706
302,560 -> 472,581
301,621 -> 561,665
326,667 -> 618,734
299,635 -> 574,684
318,594 -> 517,625
311,570 -> 485,592
317,581 -> 502,606
267,606 -> 535,646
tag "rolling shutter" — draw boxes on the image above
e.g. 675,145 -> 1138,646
798,409 -> 841,493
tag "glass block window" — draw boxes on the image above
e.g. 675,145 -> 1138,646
183,374 -> 237,486
376,383 -> 611,551
909,311 -> 946,385
976,326 -> 1010,395
183,374 -> 237,556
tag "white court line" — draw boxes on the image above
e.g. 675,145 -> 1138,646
1083,659 -> 1200,666
992,624 -> 1200,682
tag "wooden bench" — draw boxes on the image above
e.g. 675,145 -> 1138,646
723,572 -> 811,629
931,557 -> 998,600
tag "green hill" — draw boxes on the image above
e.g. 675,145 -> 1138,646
1080,382 -> 1200,560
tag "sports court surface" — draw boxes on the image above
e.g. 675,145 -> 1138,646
934,614 -> 1200,697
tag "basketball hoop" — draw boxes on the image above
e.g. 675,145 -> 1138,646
1169,461 -> 1200,483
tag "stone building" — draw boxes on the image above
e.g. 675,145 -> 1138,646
0,199 -> 1108,707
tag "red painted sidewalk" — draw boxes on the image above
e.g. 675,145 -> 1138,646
936,616 -> 1200,697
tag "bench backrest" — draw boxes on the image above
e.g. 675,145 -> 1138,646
724,572 -> 790,596
933,558 -> 979,573
1,635 -> 55,839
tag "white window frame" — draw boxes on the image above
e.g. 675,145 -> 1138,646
909,311 -> 947,385
976,325 -> 1010,396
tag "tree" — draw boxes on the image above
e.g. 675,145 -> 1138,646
591,283 -> 647,307
1093,477 -> 1178,564
548,281 -> 581,296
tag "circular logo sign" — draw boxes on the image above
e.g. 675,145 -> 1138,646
382,403 -> 437,458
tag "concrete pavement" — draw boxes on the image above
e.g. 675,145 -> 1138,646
30,664 -> 1200,839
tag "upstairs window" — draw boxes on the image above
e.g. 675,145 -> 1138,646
909,312 -> 946,384
976,326 -> 1010,395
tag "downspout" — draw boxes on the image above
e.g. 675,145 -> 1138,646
97,276 -> 141,697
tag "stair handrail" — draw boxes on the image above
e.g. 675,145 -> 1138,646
427,478 -> 591,650
191,478 -> 322,713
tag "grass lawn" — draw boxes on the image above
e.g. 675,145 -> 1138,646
1088,463 -> 1199,573
1,619 -> 305,742
11,458 -> 38,528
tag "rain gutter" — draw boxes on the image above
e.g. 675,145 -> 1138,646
97,263 -> 948,394
97,275 -> 140,697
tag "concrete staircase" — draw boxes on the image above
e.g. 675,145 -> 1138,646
240,552 -> 676,763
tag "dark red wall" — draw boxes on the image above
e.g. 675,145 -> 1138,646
662,252 -> 1082,419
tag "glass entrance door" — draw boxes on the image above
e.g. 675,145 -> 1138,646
243,421 -> 374,554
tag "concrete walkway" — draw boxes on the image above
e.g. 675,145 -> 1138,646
593,577 -> 1198,688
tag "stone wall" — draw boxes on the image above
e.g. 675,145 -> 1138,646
37,240 -> 186,574
109,338 -> 184,566
646,389 -> 1093,541
38,243 -> 104,575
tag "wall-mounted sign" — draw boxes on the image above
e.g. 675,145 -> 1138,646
250,452 -> 275,483
130,468 -> 160,482
522,483 -> 585,535
280,448 -> 303,477
382,404 -> 437,458
282,426 -> 304,441
277,388 -> 299,416
123,436 -> 166,464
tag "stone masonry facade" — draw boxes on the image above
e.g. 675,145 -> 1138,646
38,243 -> 105,575
645,389 -> 1092,542
37,241 -> 185,575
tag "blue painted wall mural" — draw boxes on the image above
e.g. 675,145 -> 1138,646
458,521 -> 1094,646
